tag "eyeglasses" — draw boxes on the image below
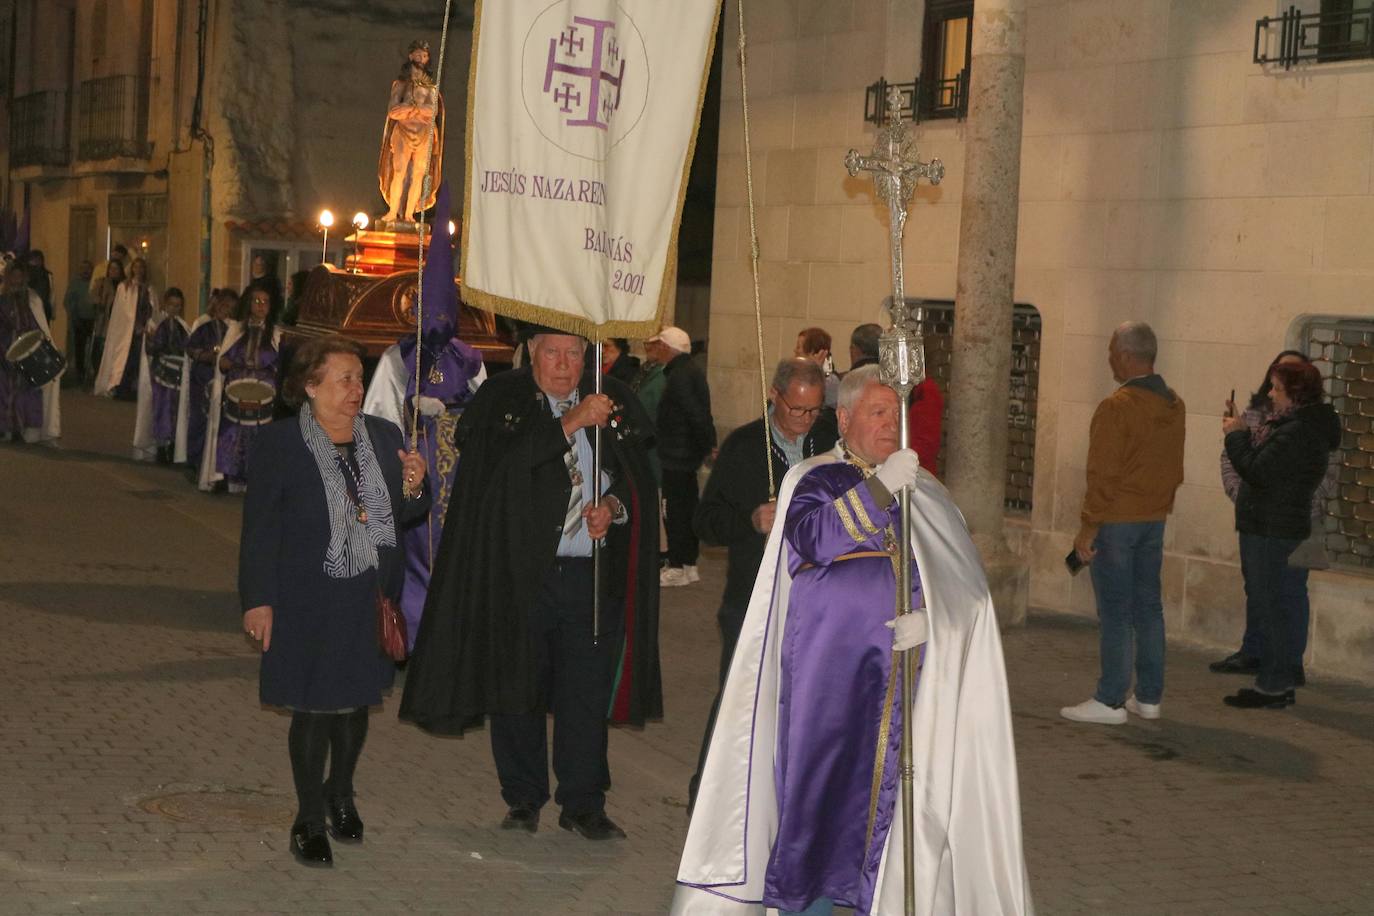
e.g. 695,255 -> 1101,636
776,391 -> 822,418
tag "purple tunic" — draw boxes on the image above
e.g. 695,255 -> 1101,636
394,335 -> 483,648
765,460 -> 923,915
185,318 -> 226,467
0,293 -> 42,437
146,317 -> 188,443
216,327 -> 280,482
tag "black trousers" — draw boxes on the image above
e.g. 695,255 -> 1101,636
662,468 -> 701,567
70,319 -> 94,379
490,558 -> 623,817
687,599 -> 750,810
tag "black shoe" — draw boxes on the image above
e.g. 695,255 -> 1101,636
290,823 -> 333,867
326,798 -> 364,843
558,810 -> 626,841
1223,687 -> 1296,709
1209,652 -> 1261,674
500,804 -> 540,833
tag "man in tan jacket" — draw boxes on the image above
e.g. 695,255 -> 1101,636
1062,322 -> 1185,725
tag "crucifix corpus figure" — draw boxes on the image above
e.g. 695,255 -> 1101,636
378,39 -> 445,224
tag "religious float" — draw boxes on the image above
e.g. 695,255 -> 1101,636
282,39 -> 513,368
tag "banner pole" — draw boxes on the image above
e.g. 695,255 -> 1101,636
592,340 -> 604,645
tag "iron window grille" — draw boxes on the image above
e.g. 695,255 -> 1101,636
1254,2 -> 1374,69
10,90 -> 71,167
108,193 -> 167,227
862,72 -> 969,126
1303,319 -> 1374,571
76,75 -> 151,161
910,300 -> 1041,512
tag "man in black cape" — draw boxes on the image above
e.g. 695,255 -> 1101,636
399,328 -> 661,841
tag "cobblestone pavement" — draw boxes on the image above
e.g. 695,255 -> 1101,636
1,393 -> 1372,915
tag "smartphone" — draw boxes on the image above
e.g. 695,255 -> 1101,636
1065,548 -> 1087,575
1226,388 -> 1235,418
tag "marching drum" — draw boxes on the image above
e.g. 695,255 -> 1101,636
154,354 -> 185,389
223,378 -> 276,426
4,330 -> 66,388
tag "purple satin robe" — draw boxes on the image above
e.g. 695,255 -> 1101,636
395,335 -> 483,648
765,460 -> 923,915
216,328 -> 279,482
0,293 -> 42,437
146,317 -> 188,444
185,319 -> 226,467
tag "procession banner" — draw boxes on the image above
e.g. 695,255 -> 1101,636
461,0 -> 722,338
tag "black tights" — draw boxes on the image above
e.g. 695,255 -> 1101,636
287,708 -> 369,828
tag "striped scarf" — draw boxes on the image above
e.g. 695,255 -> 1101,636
298,402 -> 396,579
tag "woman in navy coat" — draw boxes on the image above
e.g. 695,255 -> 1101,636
239,334 -> 429,867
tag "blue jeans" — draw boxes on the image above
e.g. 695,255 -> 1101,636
781,899 -> 834,916
1238,533 -> 1302,693
1239,562 -> 1310,670
1089,521 -> 1166,706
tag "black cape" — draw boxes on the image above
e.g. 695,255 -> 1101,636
399,366 -> 662,734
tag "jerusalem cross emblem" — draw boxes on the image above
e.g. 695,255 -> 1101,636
543,16 -> 626,131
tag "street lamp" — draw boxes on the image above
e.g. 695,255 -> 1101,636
350,213 -> 370,271
318,209 -> 335,262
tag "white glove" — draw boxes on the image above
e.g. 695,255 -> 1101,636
414,395 -> 446,418
886,610 -> 929,652
874,448 -> 920,496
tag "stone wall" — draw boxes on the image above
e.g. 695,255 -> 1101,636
706,0 -> 1374,681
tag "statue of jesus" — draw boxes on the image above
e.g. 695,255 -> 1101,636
378,40 -> 445,224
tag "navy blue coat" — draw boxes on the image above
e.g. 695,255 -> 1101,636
239,414 -> 430,710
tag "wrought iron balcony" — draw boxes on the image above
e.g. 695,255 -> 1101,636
1254,4 -> 1374,70
9,90 -> 71,168
76,75 -> 150,161
863,71 -> 969,126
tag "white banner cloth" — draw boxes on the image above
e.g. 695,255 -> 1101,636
461,0 -> 721,337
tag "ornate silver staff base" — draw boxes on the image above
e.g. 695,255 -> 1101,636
846,85 -> 944,916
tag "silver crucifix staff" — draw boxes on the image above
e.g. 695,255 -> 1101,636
845,84 -> 943,916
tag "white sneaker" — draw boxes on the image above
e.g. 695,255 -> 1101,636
660,567 -> 689,588
685,565 -> 700,583
1125,696 -> 1161,720
1059,698 -> 1127,725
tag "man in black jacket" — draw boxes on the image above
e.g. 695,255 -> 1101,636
400,329 -> 661,841
648,326 -> 715,587
686,357 -> 838,810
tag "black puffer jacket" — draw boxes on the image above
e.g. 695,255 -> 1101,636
656,352 -> 716,472
1225,402 -> 1341,539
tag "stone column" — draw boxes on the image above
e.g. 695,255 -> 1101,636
944,0 -> 1029,627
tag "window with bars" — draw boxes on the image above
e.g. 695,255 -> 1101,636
920,0 -> 972,121
916,300 -> 1042,512
1303,318 -> 1374,570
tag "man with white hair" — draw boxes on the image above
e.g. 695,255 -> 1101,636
1062,321 -> 1185,725
646,326 -> 715,587
674,365 -> 1032,915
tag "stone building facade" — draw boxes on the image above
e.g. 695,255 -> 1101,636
705,0 -> 1374,681
1,0 -> 470,334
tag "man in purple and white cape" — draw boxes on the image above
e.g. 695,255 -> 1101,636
673,365 -> 1033,916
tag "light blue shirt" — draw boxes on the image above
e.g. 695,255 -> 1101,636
547,391 -> 612,558
769,406 -> 806,468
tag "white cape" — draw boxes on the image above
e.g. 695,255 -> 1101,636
11,289 -> 61,443
94,281 -> 157,397
196,321 -> 281,490
673,448 -> 1033,916
362,341 -> 488,428
131,313 -> 189,461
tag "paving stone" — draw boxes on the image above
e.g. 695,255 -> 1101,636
2,394 -> 1373,914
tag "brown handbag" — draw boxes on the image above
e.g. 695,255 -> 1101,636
376,592 -> 408,662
